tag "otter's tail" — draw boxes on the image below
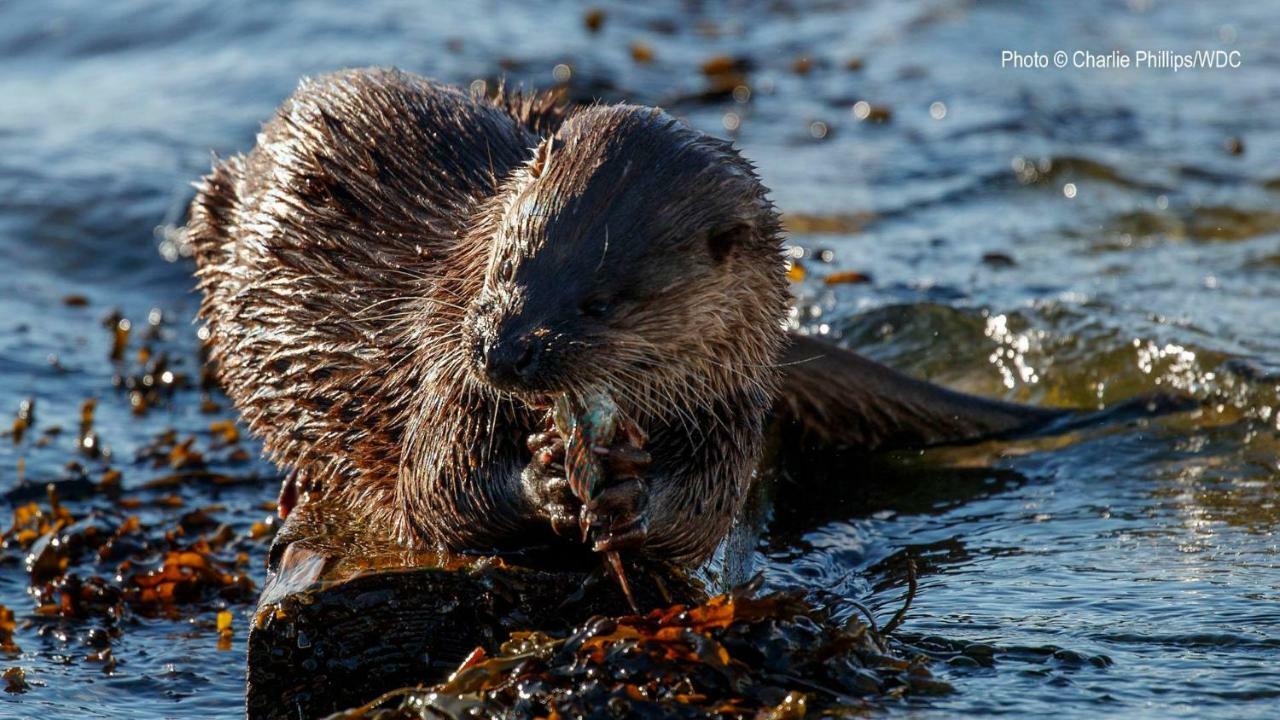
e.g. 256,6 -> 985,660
775,333 -> 1193,452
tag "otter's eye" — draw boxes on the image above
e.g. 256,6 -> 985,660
580,298 -> 611,318
498,259 -> 515,282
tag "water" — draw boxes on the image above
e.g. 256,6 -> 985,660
1,0 -> 1277,717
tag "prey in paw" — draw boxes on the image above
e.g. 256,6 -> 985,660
581,418 -> 651,553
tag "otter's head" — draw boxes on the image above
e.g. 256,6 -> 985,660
464,105 -> 788,420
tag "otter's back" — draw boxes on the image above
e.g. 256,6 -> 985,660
185,68 -> 550,509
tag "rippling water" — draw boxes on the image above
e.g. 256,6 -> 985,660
1,1 -> 1277,717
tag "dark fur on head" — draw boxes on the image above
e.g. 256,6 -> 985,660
466,104 -> 786,427
187,68 -> 788,563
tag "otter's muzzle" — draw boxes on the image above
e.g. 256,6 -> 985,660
481,330 -> 544,388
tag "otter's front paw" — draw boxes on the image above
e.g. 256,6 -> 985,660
522,429 -> 578,536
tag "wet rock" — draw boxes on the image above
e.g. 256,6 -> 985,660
247,497 -> 701,719
2,667 -> 29,694
320,578 -> 946,719
981,251 -> 1018,268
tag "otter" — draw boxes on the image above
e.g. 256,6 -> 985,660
187,68 -> 1099,565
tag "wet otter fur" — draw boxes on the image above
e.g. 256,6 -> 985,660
188,68 -> 1082,564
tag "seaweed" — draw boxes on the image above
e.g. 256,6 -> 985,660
1,483 -> 260,622
325,573 -> 946,720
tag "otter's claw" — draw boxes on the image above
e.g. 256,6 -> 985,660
523,430 -> 577,536
527,431 -> 565,472
583,477 -> 649,553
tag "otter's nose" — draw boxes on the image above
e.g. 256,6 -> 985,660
482,333 -> 541,386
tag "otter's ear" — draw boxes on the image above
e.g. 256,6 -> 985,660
707,224 -> 751,263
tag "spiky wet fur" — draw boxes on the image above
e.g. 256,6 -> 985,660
187,68 -> 788,563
